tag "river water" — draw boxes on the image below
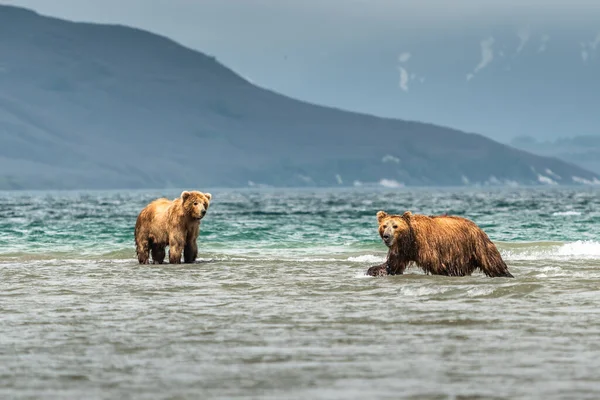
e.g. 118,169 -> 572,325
1,187 -> 599,399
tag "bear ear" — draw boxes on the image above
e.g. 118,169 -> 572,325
204,193 -> 212,201
402,211 -> 412,219
376,211 -> 388,223
181,191 -> 190,202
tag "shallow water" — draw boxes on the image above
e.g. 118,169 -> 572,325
1,187 -> 600,399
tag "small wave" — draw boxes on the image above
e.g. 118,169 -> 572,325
466,286 -> 496,297
347,255 -> 386,263
502,240 -> 600,261
296,257 -> 338,262
354,271 -> 373,279
557,241 -> 600,256
223,256 -> 338,263
399,286 -> 449,297
534,266 -> 566,278
552,211 -> 582,216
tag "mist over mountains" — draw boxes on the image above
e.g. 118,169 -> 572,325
0,5 -> 598,190
511,135 -> 600,176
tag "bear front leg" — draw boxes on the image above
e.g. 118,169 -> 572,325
387,260 -> 407,275
367,262 -> 388,276
169,243 -> 183,264
169,246 -> 183,264
183,241 -> 198,264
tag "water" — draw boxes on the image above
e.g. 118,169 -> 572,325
1,187 -> 600,399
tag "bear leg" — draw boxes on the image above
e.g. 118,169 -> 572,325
387,260 -> 408,275
169,244 -> 183,264
485,257 -> 514,278
151,244 -> 166,264
367,263 -> 388,276
477,243 -> 514,278
136,239 -> 150,264
485,268 -> 514,278
183,241 -> 198,264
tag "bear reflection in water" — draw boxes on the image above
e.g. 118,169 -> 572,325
134,191 -> 212,264
367,211 -> 513,278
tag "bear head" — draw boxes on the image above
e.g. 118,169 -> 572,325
376,210 -> 412,248
181,191 -> 212,220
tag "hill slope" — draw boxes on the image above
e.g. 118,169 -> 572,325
511,136 -> 600,176
0,5 -> 598,190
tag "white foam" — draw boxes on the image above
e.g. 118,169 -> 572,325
97,258 -> 135,264
552,211 -> 581,216
502,241 -> 600,261
225,256 -> 337,262
466,287 -> 495,297
535,269 -> 569,278
295,257 -> 338,262
539,266 -> 563,273
557,241 -> 600,257
399,286 -> 449,297
354,272 -> 374,279
348,255 -> 386,263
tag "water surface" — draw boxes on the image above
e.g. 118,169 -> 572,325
1,187 -> 600,399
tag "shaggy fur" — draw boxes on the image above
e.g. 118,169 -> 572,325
367,211 -> 513,278
135,191 -> 212,264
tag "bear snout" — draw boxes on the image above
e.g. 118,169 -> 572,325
382,233 -> 392,246
195,209 -> 207,220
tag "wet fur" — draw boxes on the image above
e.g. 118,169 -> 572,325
135,191 -> 211,264
367,211 -> 513,278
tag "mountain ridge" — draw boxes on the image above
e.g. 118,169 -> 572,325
0,4 -> 598,190
510,135 -> 600,176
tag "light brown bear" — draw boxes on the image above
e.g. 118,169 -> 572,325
367,211 -> 513,277
135,191 -> 212,264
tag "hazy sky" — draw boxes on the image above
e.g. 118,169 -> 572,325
2,1 -> 600,140
4,1 -> 600,64
4,1 -> 597,81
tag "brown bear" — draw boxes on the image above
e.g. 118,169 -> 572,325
134,191 -> 212,264
366,211 -> 513,278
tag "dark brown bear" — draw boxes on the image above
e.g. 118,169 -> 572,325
367,211 -> 513,278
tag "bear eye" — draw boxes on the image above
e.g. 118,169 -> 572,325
383,225 -> 387,228
393,225 -> 398,229
193,202 -> 198,206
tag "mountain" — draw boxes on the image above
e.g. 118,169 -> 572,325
0,5 -> 598,190
510,135 -> 600,176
